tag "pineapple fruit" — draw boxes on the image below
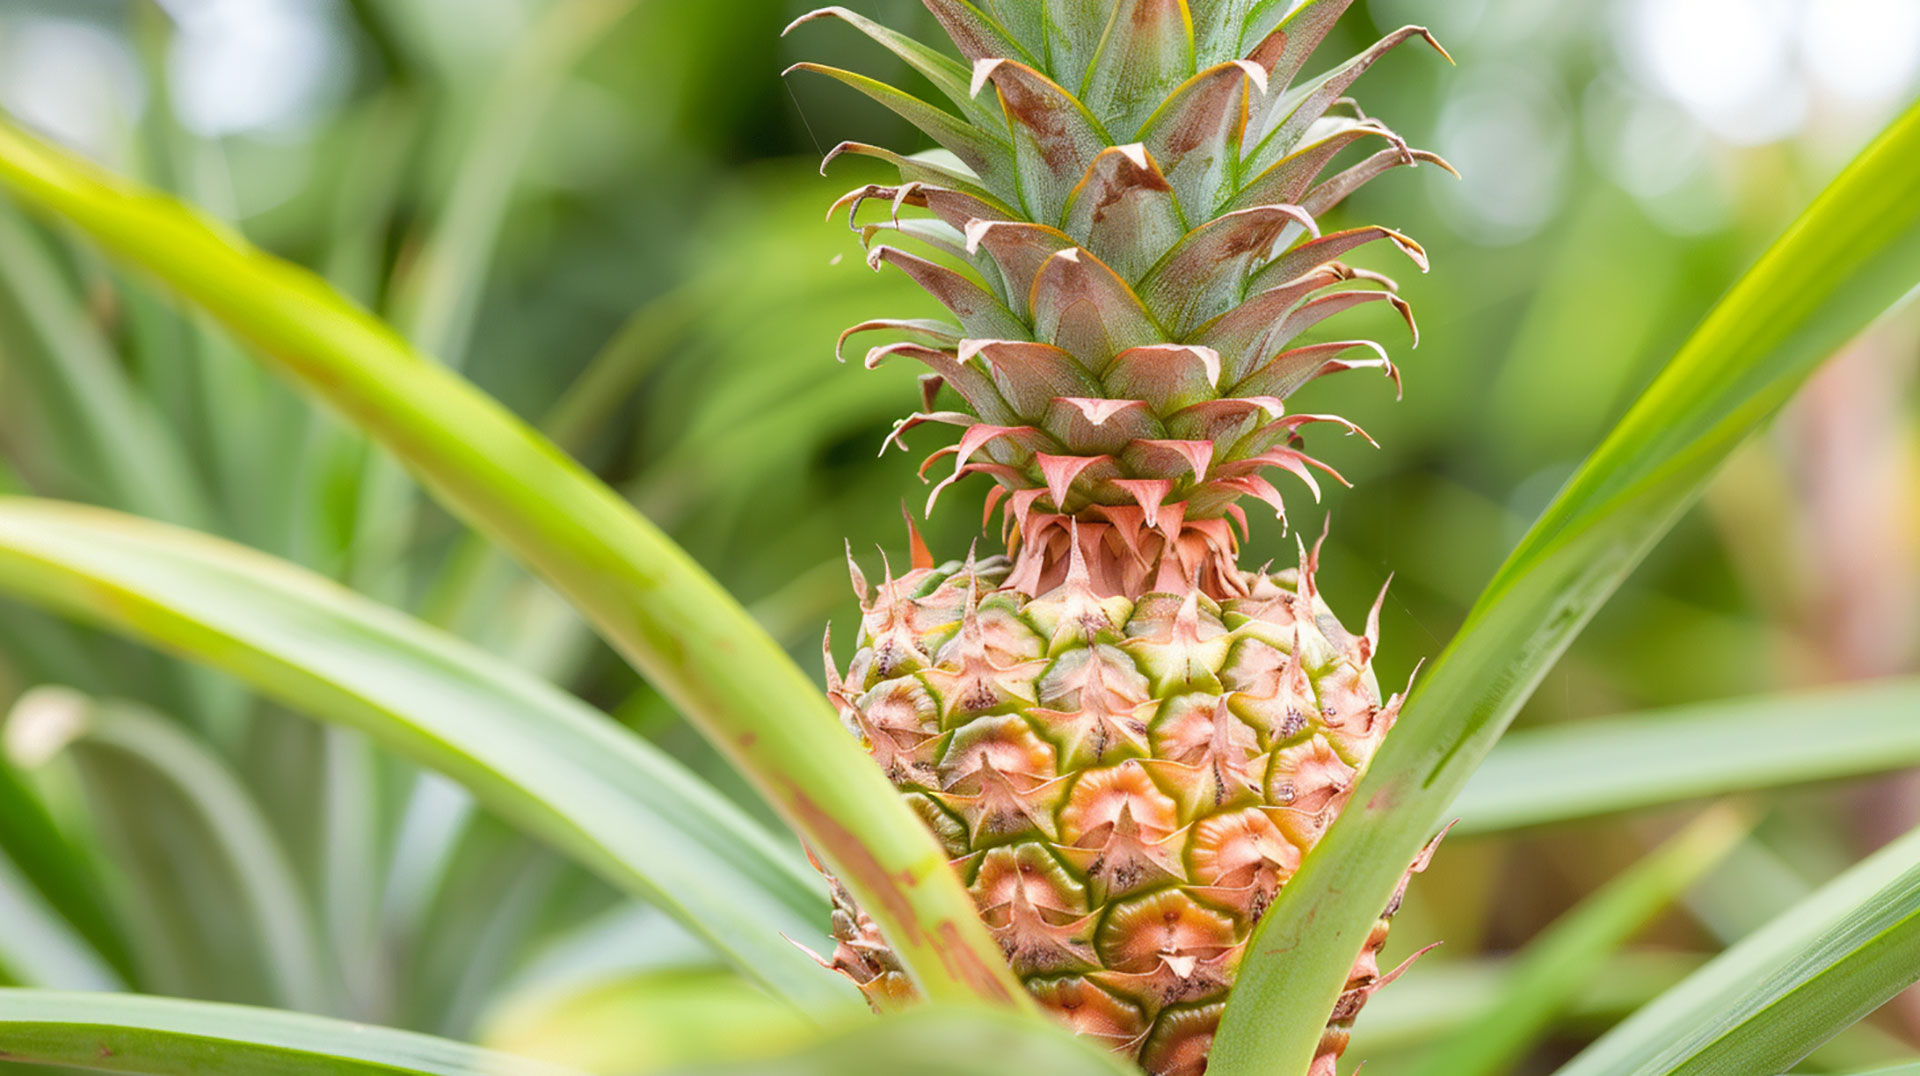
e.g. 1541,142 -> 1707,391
791,1 -> 1448,1072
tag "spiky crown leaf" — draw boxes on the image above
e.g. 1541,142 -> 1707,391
789,0 -> 1450,599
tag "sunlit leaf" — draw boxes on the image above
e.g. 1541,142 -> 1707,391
1555,820 -> 1920,1076
1411,806 -> 1749,1076
0,115 -> 1027,1011
0,756 -> 128,980
0,498 -> 851,1016
1454,677 -> 1920,834
8,690 -> 327,1010
672,1005 -> 1135,1076
1212,98 -> 1920,1075
0,989 -> 583,1076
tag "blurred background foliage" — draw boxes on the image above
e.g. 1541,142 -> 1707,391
0,0 -> 1914,1073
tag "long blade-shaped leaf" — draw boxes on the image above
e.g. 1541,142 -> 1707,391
1212,100 -> 1920,1074
0,990 -> 584,1076
0,116 -> 1027,1009
10,690 -> 328,1011
0,992 -> 1129,1076
1455,677 -> 1920,834
1411,806 -> 1749,1076
0,852 -> 122,991
1353,951 -> 1705,1055
0,757 -> 129,978
1555,821 -> 1920,1076
0,498 -> 848,1016
678,1005 -> 1135,1076
0,207 -> 207,526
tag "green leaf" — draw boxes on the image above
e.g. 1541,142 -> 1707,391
1211,98 -> 1920,1075
0,206 -> 206,527
8,690 -> 328,1011
0,993 -> 1130,1076
0,989 -> 585,1075
0,753 -> 130,979
390,0 -> 639,366
672,1005 -> 1136,1076
1454,678 -> 1920,834
1352,950 -> 1704,1056
0,498 -> 849,1017
480,968 -> 818,1074
0,114 -> 1028,1011
782,8 -> 1003,129
0,850 -> 122,991
1411,806 -> 1750,1076
1554,820 -> 1920,1076
782,63 -> 1016,201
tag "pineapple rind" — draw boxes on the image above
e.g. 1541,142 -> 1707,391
825,547 -> 1404,1074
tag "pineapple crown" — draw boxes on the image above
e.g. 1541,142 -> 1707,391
787,0 -> 1451,600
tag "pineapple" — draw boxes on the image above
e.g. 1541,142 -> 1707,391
791,1 -> 1448,1072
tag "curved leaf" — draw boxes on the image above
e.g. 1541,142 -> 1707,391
0,989 -> 583,1076
1212,98 -> 1920,1076
392,0 -> 638,365
1555,821 -> 1920,1076
1412,806 -> 1749,1076
0,498 -> 849,1017
1455,677 -> 1920,834
0,115 -> 1028,1010
783,64 -> 1015,201
675,1005 -> 1135,1076
0,992 -> 1132,1076
0,206 -> 207,527
783,8 -> 1000,128
0,757 -> 129,979
9,691 -> 328,1011
0,852 -> 122,991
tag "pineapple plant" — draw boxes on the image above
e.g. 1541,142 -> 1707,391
790,0 -> 1451,1070
2,6 -> 1917,1075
